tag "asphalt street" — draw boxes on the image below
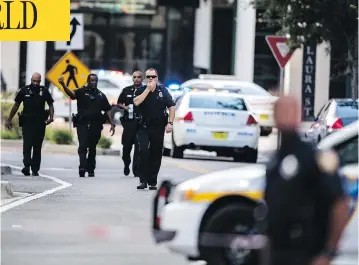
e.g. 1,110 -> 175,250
0,134 -> 277,265
1,130 -> 358,265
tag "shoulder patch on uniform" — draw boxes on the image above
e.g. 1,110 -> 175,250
279,154 -> 299,180
315,149 -> 339,174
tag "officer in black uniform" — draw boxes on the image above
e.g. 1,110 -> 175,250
133,68 -> 175,190
264,96 -> 349,265
58,73 -> 116,177
116,71 -> 142,177
5,73 -> 54,176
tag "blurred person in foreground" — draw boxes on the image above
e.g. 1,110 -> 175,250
264,96 -> 349,265
116,71 -> 142,177
5,73 -> 54,176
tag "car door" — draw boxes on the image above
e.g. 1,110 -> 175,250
333,136 -> 358,261
163,96 -> 184,149
309,104 -> 325,141
318,101 -> 332,140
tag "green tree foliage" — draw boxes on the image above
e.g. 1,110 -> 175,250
251,0 -> 358,97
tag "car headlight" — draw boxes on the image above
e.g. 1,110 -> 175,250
169,186 -> 199,202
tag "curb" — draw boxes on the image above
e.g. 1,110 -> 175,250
1,180 -> 14,199
1,166 -> 12,175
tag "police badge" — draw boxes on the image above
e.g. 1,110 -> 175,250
39,91 -> 43,96
159,91 -> 163,97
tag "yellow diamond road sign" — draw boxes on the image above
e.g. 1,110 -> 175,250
46,51 -> 90,97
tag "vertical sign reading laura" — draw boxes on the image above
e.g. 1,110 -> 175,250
301,45 -> 317,121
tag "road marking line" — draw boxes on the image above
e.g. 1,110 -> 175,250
165,161 -> 210,174
0,164 -> 72,213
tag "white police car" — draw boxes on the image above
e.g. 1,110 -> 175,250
179,75 -> 278,136
163,91 -> 261,163
153,121 -> 358,265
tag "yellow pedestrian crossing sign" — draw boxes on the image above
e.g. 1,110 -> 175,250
46,51 -> 91,97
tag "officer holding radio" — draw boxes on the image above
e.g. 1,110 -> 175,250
133,68 -> 175,190
116,71 -> 142,177
58,73 -> 115,177
5,72 -> 54,176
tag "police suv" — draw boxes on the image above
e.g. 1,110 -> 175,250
179,75 -> 278,136
163,90 -> 261,163
153,121 -> 358,265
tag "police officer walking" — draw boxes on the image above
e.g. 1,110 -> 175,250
264,96 -> 349,265
58,74 -> 116,177
133,68 -> 175,190
116,71 -> 142,177
5,73 -> 54,176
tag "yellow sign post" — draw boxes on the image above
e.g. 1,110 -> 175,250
46,51 -> 91,97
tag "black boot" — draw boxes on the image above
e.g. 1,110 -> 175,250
124,165 -> 130,176
79,168 -> 86,177
137,182 -> 147,190
149,185 -> 157,190
21,167 -> 30,176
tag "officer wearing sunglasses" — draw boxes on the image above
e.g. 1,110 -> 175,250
116,71 -> 142,177
133,68 -> 175,190
58,73 -> 116,177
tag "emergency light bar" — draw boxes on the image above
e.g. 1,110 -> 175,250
198,74 -> 242,81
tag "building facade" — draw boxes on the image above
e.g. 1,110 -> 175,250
0,0 -> 351,103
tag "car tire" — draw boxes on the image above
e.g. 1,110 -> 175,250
199,204 -> 261,265
163,147 -> 170,156
170,135 -> 184,158
233,149 -> 257,163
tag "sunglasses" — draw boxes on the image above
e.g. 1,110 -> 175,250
133,76 -> 142,79
146,75 -> 157,79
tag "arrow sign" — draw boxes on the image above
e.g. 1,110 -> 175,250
67,17 -> 81,46
265,36 -> 293,69
55,14 -> 84,51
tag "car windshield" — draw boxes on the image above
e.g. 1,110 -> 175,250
189,94 -> 247,111
336,101 -> 358,117
222,86 -> 270,96
182,84 -> 270,96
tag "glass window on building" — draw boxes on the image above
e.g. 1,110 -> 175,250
253,9 -> 281,91
46,4 -> 196,85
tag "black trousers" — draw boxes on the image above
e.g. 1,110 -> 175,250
76,123 -> 102,172
121,120 -> 139,175
137,125 -> 165,185
22,122 -> 46,172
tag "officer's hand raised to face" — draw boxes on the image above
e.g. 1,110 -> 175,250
146,80 -> 156,91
